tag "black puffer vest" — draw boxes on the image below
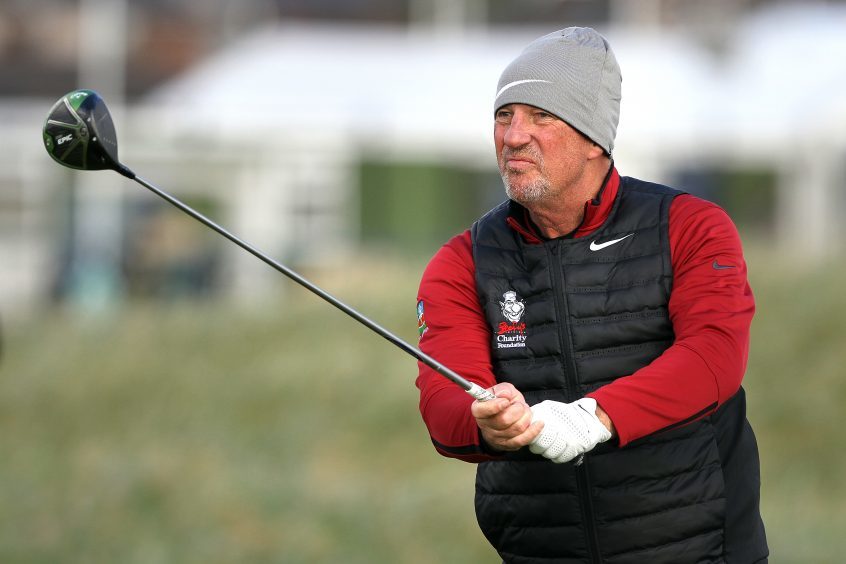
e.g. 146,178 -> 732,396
471,177 -> 767,564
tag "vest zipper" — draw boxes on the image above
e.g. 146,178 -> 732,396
546,242 -> 603,564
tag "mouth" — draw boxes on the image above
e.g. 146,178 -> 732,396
501,150 -> 539,172
503,157 -> 537,173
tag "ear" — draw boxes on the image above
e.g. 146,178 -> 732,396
587,143 -> 606,160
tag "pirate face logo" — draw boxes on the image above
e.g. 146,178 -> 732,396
416,300 -> 428,338
500,291 -> 526,323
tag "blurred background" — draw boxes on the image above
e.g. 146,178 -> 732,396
1,0 -> 845,561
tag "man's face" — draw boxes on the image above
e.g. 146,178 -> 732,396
494,103 -> 597,206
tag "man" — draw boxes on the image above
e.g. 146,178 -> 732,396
415,27 -> 768,563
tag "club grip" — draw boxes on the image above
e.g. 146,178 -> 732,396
466,383 -> 497,402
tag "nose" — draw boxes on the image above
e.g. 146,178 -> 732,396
502,112 -> 532,148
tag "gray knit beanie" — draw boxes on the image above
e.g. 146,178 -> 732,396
494,27 -> 621,155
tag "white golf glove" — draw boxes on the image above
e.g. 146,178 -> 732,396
529,398 -> 612,464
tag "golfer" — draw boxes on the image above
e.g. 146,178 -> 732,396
415,27 -> 768,563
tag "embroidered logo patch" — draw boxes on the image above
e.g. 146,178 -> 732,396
497,291 -> 527,349
417,300 -> 428,338
499,291 -> 525,322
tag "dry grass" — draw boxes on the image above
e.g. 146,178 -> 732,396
0,249 -> 843,562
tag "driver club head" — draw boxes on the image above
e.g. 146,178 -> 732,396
43,89 -> 133,177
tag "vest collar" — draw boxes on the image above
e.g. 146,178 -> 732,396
505,164 -> 620,243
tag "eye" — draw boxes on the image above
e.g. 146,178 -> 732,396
534,110 -> 555,121
495,109 -> 512,123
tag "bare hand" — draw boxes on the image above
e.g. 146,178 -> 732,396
471,383 -> 543,452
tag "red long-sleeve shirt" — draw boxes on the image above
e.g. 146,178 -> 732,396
415,168 -> 754,462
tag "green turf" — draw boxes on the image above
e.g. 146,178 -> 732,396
0,250 -> 843,562
744,249 -> 846,563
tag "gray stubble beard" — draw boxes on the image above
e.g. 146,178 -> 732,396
499,147 -> 551,205
501,170 -> 551,205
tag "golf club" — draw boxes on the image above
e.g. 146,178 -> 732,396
43,89 -> 495,402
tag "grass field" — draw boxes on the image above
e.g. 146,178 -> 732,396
1,249 -> 844,562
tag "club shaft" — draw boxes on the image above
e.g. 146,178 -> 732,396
131,174 -> 495,402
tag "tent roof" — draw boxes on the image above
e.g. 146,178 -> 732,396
148,5 -> 846,159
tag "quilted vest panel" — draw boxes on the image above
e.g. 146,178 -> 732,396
471,178 -> 728,563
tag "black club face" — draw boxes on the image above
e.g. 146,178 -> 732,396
43,90 -> 120,172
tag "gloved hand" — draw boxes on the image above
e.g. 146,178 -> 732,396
529,398 -> 612,464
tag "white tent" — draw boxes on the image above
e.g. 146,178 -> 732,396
146,6 -> 846,263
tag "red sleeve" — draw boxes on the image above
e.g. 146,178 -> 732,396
415,231 -> 499,462
588,194 -> 755,446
